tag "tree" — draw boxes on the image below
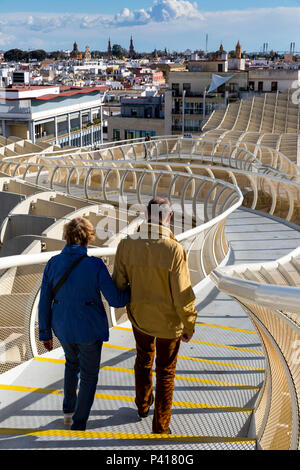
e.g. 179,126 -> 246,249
112,44 -> 128,58
4,49 -> 28,62
29,49 -> 47,61
92,50 -> 103,58
47,50 -> 65,60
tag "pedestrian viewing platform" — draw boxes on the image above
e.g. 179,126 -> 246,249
0,135 -> 299,450
0,209 -> 299,450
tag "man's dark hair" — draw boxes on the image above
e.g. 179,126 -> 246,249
147,197 -> 172,223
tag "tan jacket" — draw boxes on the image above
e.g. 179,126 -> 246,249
112,222 -> 197,339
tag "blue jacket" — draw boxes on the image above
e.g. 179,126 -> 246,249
38,244 -> 130,344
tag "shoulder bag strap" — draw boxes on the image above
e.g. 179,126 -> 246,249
53,254 -> 87,298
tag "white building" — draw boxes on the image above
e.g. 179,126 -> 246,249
248,68 -> 300,92
0,84 -> 108,147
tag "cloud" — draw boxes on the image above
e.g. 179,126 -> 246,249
0,1 -> 204,34
110,0 -> 204,27
0,32 -> 15,47
112,7 -> 151,27
151,0 -> 203,22
0,12 -> 82,34
78,0 -> 204,29
0,4 -> 299,51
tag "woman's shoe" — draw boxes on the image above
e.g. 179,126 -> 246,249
71,424 -> 86,431
64,413 -> 74,427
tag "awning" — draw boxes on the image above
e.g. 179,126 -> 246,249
207,74 -> 235,93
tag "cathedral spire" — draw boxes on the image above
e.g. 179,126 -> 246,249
108,38 -> 112,58
129,36 -> 135,58
235,40 -> 242,59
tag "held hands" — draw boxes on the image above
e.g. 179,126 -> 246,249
180,333 -> 192,343
42,340 -> 53,352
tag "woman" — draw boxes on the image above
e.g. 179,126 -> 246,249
38,217 -> 130,431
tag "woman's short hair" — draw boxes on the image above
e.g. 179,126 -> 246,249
63,217 -> 96,246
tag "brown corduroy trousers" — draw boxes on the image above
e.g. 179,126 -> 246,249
132,326 -> 181,434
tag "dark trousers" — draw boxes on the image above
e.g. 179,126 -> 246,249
61,340 -> 102,430
133,326 -> 181,434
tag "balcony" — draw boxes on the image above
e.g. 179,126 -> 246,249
172,125 -> 202,132
172,109 -> 204,116
0,99 -> 32,118
36,123 -> 102,146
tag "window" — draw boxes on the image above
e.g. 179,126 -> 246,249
173,99 -> 180,114
125,130 -> 156,140
228,82 -> 238,93
271,81 -> 278,92
194,102 -> 202,114
172,118 -> 181,130
258,81 -> 264,92
140,130 -> 156,138
35,123 -> 42,139
184,102 -> 191,114
144,107 -> 152,118
184,119 -> 201,132
218,64 -> 223,72
183,83 -> 191,96
131,108 -> 137,116
249,81 -> 255,91
185,102 -> 201,115
172,83 -> 180,96
113,129 -> 121,141
125,130 -> 135,140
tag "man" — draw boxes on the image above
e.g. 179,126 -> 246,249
144,134 -> 151,159
113,197 -> 197,434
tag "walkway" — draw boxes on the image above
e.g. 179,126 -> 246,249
0,209 -> 299,450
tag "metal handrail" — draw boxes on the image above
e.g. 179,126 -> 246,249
1,133 -> 298,175
210,245 -> 300,450
0,161 -> 243,370
210,271 -> 300,315
2,136 -> 297,181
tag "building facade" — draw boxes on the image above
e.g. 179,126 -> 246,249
107,94 -> 166,141
167,65 -> 248,135
0,85 -> 107,148
248,69 -> 300,93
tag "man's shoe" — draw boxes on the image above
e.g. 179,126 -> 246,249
138,409 -> 150,418
152,428 -> 172,435
138,395 -> 154,418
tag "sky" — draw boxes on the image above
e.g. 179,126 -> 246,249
0,0 -> 299,53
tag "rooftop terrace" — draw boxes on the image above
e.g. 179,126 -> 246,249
0,92 -> 299,450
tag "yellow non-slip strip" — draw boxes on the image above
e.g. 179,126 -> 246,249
191,340 -> 263,356
103,367 -> 260,390
176,354 -> 264,372
0,427 -> 256,444
37,343 -> 264,372
102,343 -> 264,371
113,326 -> 262,353
0,384 -> 253,413
115,324 -> 257,335
33,358 -> 261,390
103,343 -> 134,351
195,322 -> 257,335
